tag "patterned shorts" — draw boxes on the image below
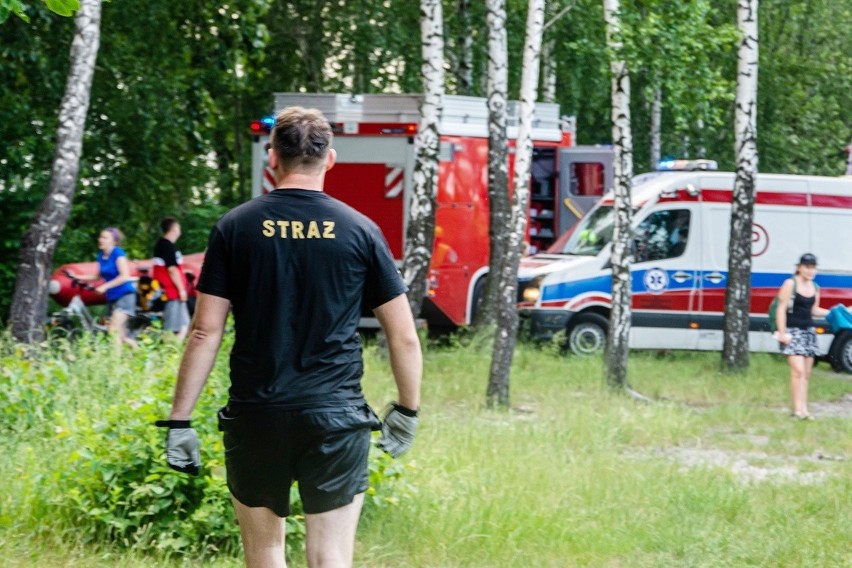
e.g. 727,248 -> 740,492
780,327 -> 820,358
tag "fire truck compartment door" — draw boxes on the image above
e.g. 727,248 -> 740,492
558,147 -> 614,235
323,136 -> 414,260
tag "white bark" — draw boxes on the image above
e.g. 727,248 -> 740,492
10,0 -> 102,343
402,0 -> 445,316
487,0 -> 544,408
542,38 -> 557,103
649,86 -> 662,170
722,0 -> 759,371
603,0 -> 633,388
476,0 -> 509,328
457,0 -> 474,95
541,0 -> 578,103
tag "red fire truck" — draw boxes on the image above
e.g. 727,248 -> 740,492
251,93 -> 612,328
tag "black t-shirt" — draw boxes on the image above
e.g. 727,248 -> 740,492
153,237 -> 187,301
154,237 -> 179,266
197,189 -> 406,407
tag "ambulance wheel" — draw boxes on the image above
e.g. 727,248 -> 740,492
829,332 -> 852,374
566,313 -> 608,356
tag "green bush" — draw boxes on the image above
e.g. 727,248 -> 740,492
0,333 -> 412,562
0,340 -> 81,435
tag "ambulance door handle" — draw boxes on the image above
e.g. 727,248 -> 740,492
703,272 -> 725,284
671,271 -> 692,283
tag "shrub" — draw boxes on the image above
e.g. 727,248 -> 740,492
3,334 -> 415,561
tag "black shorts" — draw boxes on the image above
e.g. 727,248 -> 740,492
218,403 -> 381,517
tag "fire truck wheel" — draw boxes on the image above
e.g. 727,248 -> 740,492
470,277 -> 487,323
829,331 -> 852,374
566,313 -> 608,356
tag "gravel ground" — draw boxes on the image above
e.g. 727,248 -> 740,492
635,393 -> 852,484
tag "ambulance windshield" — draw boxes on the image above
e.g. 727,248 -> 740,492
555,205 -> 615,256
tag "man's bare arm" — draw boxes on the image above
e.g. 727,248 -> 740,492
373,294 -> 422,411
169,293 -> 231,420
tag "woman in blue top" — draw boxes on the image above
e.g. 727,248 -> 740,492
68,227 -> 138,350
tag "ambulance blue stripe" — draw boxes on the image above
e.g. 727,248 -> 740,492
540,270 -> 852,302
541,274 -> 611,302
699,271 -> 852,290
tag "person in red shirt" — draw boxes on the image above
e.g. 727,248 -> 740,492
153,217 -> 190,341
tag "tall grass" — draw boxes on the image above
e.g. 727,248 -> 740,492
1,333 -> 850,567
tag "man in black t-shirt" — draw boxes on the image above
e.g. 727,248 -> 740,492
157,107 -> 422,568
152,217 -> 190,340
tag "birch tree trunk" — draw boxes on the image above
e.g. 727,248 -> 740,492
649,86 -> 662,170
10,0 -> 102,343
474,0 -> 509,329
542,38 -> 557,103
456,0 -> 474,95
722,0 -> 758,372
486,0 -> 544,408
402,0 -> 445,316
541,0 -> 577,104
603,0 -> 633,389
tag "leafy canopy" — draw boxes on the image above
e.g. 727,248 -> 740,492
0,0 -> 80,23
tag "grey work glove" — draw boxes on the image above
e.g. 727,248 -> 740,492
377,403 -> 419,458
155,419 -> 201,475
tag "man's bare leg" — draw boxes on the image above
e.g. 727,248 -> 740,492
304,493 -> 365,568
232,496 -> 287,568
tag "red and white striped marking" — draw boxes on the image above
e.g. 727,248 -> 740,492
385,166 -> 404,199
263,167 -> 276,195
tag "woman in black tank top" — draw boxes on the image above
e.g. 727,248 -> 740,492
775,253 -> 829,420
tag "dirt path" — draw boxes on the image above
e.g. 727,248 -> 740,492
643,393 -> 852,485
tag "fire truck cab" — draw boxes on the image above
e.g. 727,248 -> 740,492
251,93 -> 613,328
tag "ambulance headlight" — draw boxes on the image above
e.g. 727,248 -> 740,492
522,286 -> 540,303
520,276 -> 544,303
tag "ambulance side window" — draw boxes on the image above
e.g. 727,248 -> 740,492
634,209 -> 691,263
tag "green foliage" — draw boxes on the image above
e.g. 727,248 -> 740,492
0,1 -> 272,321
2,0 -> 850,325
0,333 -> 412,563
0,0 -> 28,23
0,345 -> 72,433
758,0 -> 852,175
620,0 -> 739,169
52,373 -> 242,557
0,0 -> 79,23
1,338 -> 852,565
43,0 -> 77,17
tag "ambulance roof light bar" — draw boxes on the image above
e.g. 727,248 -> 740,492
656,158 -> 719,172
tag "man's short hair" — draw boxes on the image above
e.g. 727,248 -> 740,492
161,217 -> 179,234
270,106 -> 333,173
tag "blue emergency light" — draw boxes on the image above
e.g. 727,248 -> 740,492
249,115 -> 275,135
656,158 -> 718,172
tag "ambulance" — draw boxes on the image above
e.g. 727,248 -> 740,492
517,172 -> 852,372
250,93 -> 613,328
